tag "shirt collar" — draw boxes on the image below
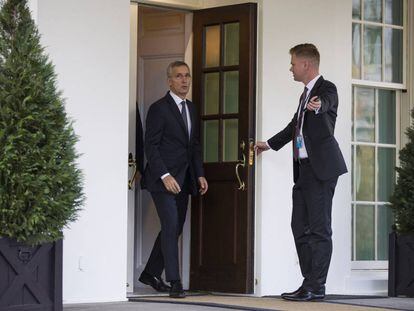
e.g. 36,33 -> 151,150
305,74 -> 321,93
169,90 -> 186,106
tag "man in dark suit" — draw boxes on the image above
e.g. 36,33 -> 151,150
255,44 -> 347,301
139,61 -> 208,298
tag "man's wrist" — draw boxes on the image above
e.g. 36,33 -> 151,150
161,173 -> 170,180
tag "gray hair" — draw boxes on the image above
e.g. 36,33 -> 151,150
166,61 -> 190,78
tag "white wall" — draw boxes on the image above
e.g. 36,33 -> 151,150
36,0 -> 131,303
256,0 -> 353,296
28,0 -> 38,22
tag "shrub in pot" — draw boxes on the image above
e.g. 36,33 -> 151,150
388,108 -> 414,297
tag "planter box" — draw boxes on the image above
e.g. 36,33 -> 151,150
0,237 -> 62,311
388,232 -> 414,297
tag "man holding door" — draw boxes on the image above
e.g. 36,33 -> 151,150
255,44 -> 347,301
139,61 -> 208,298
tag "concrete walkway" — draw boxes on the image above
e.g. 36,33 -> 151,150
64,296 -> 414,311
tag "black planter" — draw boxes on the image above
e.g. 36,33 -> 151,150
0,237 -> 62,311
388,232 -> 414,297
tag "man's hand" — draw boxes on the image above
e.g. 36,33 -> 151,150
254,141 -> 270,155
162,175 -> 181,194
307,96 -> 321,111
198,177 -> 208,195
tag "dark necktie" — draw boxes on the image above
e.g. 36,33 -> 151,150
293,87 -> 308,160
180,101 -> 189,135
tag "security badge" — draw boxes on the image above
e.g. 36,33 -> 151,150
296,135 -> 303,149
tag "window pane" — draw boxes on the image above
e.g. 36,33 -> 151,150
377,205 -> 394,260
385,0 -> 403,26
203,120 -> 219,162
378,147 -> 396,202
204,25 -> 220,68
355,145 -> 375,201
353,0 -> 361,19
223,119 -> 238,162
363,25 -> 382,81
352,23 -> 361,79
364,0 -> 382,22
352,145 -> 355,200
355,87 -> 375,142
352,87 -> 355,141
355,204 -> 375,260
384,28 -> 403,83
204,73 -> 219,115
224,23 -> 239,66
378,89 -> 396,144
352,204 -> 355,260
223,71 -> 239,114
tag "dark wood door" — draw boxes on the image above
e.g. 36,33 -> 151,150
190,3 -> 256,294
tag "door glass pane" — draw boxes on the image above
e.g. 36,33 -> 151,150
378,147 -> 396,202
203,120 -> 219,162
384,28 -> 403,83
355,204 -> 375,260
378,89 -> 396,144
224,23 -> 239,66
204,72 -> 219,115
204,25 -> 220,68
385,0 -> 403,26
355,87 -> 375,142
352,0 -> 361,19
223,71 -> 239,114
223,119 -> 238,162
364,25 -> 382,81
356,145 -> 375,201
377,205 -> 394,260
352,23 -> 361,79
364,0 -> 382,22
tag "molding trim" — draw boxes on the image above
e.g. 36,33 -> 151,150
401,0 -> 414,146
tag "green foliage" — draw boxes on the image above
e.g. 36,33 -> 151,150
390,108 -> 414,234
0,0 -> 83,244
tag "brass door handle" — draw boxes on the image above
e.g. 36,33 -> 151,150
128,153 -> 137,190
235,140 -> 246,191
249,139 -> 255,166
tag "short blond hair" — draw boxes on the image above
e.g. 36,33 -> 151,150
289,43 -> 320,66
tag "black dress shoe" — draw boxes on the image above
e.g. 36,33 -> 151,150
138,271 -> 171,292
281,286 -> 303,298
169,280 -> 185,298
281,287 -> 325,301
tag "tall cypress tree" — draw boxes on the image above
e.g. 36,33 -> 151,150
390,108 -> 414,234
0,0 -> 83,244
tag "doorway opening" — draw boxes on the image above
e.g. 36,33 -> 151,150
128,2 -> 257,297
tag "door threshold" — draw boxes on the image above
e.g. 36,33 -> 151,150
209,292 -> 257,297
127,290 -> 208,298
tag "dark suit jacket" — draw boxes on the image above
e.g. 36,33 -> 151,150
267,76 -> 347,182
142,92 -> 204,195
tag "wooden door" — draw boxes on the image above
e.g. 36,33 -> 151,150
190,3 -> 257,294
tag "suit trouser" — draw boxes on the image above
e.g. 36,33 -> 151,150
144,185 -> 190,282
291,161 -> 338,293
